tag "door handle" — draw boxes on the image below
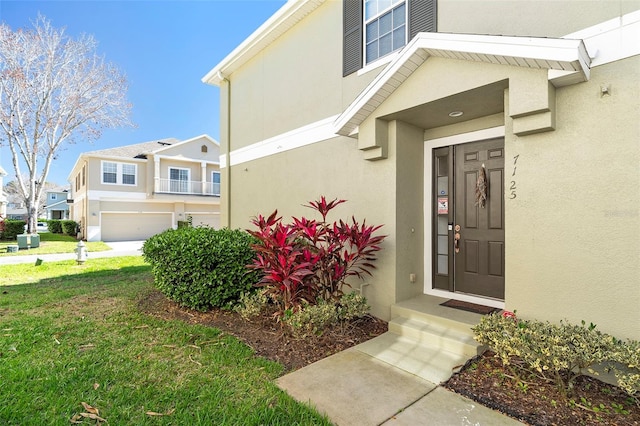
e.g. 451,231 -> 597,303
454,231 -> 461,253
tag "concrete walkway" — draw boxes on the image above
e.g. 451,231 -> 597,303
0,240 -> 144,265
277,339 -> 524,426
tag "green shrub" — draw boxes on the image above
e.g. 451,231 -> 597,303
48,219 -> 63,234
234,290 -> 268,320
284,299 -> 339,338
336,292 -> 370,321
473,312 -> 640,398
143,227 -> 261,311
2,219 -> 26,240
283,293 -> 370,338
61,220 -> 77,236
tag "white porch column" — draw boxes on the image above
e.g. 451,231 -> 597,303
154,157 -> 161,193
201,161 -> 207,194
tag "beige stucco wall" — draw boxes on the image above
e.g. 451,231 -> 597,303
504,57 -> 640,340
438,0 -> 640,37
228,135 -> 398,320
227,0 -> 380,152
215,0 -> 639,335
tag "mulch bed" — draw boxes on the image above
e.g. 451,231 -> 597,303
138,289 -> 639,425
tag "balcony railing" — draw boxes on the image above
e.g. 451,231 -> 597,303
156,179 -> 220,196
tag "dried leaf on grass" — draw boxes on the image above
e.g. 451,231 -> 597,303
81,402 -> 99,415
79,412 -> 107,422
145,408 -> 175,416
93,383 -> 100,390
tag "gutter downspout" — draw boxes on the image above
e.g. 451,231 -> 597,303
218,71 -> 232,228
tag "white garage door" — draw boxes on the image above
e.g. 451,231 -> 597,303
101,213 -> 173,242
188,214 -> 220,229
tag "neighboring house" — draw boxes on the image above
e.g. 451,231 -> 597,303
68,135 -> 221,242
44,188 -> 70,220
5,202 -> 27,221
203,0 -> 639,343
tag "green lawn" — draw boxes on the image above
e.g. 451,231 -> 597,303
0,257 -> 330,425
0,233 -> 110,257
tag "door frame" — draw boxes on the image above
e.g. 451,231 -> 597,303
423,125 -> 506,309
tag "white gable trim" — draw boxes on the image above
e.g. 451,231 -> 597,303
225,114 -> 339,167
203,0 -> 325,85
334,32 -> 591,137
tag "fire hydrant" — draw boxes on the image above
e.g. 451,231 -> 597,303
75,240 -> 89,264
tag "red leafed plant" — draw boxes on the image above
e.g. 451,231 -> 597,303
247,197 -> 386,315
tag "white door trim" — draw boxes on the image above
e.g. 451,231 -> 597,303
423,125 -> 506,309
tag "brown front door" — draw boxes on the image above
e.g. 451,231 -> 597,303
433,138 -> 505,299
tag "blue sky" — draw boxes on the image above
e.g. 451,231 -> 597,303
0,0 -> 286,186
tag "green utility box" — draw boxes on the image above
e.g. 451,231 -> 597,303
16,234 -> 40,249
17,234 -> 29,249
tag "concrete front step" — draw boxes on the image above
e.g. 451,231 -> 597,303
356,332 -> 471,384
388,316 -> 483,357
391,298 -> 484,335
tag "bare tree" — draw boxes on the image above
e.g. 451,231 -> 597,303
0,15 -> 132,232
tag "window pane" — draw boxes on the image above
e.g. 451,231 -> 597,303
437,255 -> 448,275
392,26 -> 405,50
364,0 -> 377,20
438,216 -> 448,234
103,173 -> 116,184
366,21 -> 378,43
122,174 -> 135,185
437,236 -> 449,255
103,163 -> 117,184
437,177 -> 448,196
379,0 -> 392,13
393,3 -> 405,28
379,11 -> 392,35
212,172 -> 220,184
366,40 -> 379,62
379,33 -> 392,57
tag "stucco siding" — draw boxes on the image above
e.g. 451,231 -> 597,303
438,0 -> 640,37
504,56 -> 640,340
228,135 -> 398,320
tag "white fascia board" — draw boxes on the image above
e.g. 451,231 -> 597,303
228,114 -> 339,167
202,0 -> 323,86
563,9 -> 640,68
334,32 -> 591,137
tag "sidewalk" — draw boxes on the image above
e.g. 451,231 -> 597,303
0,241 -> 144,265
277,339 -> 525,426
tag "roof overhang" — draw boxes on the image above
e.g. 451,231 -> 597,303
202,0 -> 325,86
335,32 -> 591,137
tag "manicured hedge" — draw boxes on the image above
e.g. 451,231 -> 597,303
142,227 -> 261,311
61,220 -> 77,236
47,220 -> 63,234
1,220 -> 26,240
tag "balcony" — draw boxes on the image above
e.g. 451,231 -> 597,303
155,179 -> 220,196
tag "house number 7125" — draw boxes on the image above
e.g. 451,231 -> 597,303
509,154 -> 519,199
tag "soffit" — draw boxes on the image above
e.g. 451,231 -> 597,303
381,80 -> 508,130
335,32 -> 591,136
202,0 -> 324,85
